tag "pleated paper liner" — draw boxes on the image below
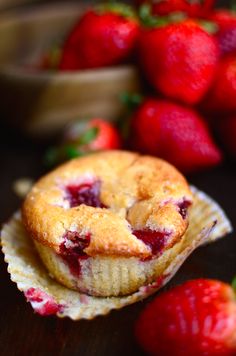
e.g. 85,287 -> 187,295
1,186 -> 232,320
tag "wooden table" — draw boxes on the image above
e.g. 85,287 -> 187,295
0,122 -> 235,356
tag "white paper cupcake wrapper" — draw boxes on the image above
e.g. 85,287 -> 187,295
1,186 -> 232,320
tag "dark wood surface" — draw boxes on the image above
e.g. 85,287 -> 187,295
0,123 -> 236,356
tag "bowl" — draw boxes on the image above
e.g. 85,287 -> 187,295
0,2 -> 140,137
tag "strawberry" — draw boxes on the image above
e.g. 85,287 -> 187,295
59,4 -> 139,70
135,279 -> 236,356
217,116 -> 236,158
139,20 -> 219,105
202,56 -> 236,114
45,118 -> 121,166
130,98 -> 222,173
136,0 -> 215,17
208,9 -> 236,56
71,118 -> 121,151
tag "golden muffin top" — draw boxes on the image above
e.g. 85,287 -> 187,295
22,150 -> 193,259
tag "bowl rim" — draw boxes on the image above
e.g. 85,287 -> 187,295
0,64 -> 138,82
0,1 -> 90,24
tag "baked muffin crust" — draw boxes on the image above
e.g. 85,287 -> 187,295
22,151 -> 193,260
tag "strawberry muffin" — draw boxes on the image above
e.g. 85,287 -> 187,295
22,151 -> 193,297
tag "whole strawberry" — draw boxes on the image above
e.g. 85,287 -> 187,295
136,0 -> 215,17
202,56 -> 236,113
45,118 -> 121,166
139,20 -> 219,105
59,4 -> 139,70
217,116 -> 236,158
135,279 -> 236,356
130,99 -> 222,173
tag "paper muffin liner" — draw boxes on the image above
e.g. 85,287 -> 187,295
1,186 -> 232,320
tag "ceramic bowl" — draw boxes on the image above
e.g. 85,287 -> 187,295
0,2 -> 140,137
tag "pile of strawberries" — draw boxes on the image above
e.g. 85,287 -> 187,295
45,0 -> 236,173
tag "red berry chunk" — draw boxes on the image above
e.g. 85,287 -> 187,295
60,231 -> 91,277
65,180 -> 106,208
177,199 -> 192,219
133,229 -> 168,255
25,288 -> 63,316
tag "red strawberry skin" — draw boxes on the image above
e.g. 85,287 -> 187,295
218,116 -> 236,158
203,56 -> 236,113
135,279 -> 236,356
139,21 -> 219,105
59,9 -> 139,70
217,26 -> 236,56
131,99 -> 222,173
87,118 -> 121,151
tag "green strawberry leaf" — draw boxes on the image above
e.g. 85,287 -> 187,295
139,4 -> 186,28
119,92 -> 143,141
64,145 -> 83,159
96,3 -> 138,20
232,276 -> 236,293
198,20 -> 218,34
120,92 -> 143,111
231,0 -> 236,12
139,4 -> 162,27
44,147 -> 60,167
78,126 -> 99,146
44,144 -> 83,167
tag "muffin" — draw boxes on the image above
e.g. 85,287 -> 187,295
22,150 -> 193,297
